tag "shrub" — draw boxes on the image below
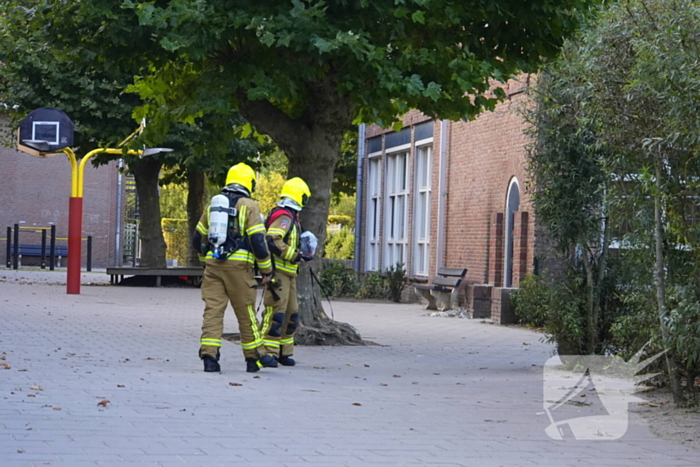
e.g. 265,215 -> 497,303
385,263 -> 407,302
511,273 -> 551,328
510,272 -> 586,354
319,260 -> 358,298
666,285 -> 700,387
545,277 -> 587,355
324,228 -> 355,259
357,272 -> 389,299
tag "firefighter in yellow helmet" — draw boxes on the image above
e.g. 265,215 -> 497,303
260,177 -> 312,366
192,163 -> 276,373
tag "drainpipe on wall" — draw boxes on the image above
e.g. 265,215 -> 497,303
354,124 -> 366,272
114,158 -> 124,267
436,120 -> 449,271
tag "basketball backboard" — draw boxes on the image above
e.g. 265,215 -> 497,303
17,107 -> 74,157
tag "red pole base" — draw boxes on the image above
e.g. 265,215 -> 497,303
67,197 -> 83,294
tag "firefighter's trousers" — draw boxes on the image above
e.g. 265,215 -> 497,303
199,263 -> 266,360
261,272 -> 298,357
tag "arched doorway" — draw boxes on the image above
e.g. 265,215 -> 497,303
504,178 -> 520,287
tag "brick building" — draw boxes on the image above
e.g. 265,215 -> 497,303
355,77 -> 553,323
0,116 -> 126,269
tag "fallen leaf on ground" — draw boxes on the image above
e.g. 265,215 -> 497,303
380,383 -> 388,386
97,399 -> 110,407
433,373 -> 440,375
117,385 -> 125,388
314,366 -> 326,369
30,385 -> 44,391
17,448 -> 24,453
229,382 -> 242,387
352,403 -> 362,406
1,363 -> 11,369
53,407 -> 61,411
0,356 -> 5,360
393,375 -> 401,378
523,343 -> 531,345
253,376 -> 260,379
364,364 -> 370,367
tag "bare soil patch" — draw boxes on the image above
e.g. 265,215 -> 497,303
633,388 -> 700,452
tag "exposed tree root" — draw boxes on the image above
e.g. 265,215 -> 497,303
295,320 -> 375,346
223,320 -> 375,346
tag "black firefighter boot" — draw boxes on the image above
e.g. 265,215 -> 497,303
202,354 -> 220,373
260,354 -> 278,368
246,358 -> 262,373
278,355 -> 296,366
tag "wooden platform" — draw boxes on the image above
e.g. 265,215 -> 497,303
106,267 -> 204,287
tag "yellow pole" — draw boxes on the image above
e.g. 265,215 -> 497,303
77,148 -> 142,197
61,147 -> 79,197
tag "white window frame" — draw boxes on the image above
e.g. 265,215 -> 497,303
412,140 -> 433,276
383,144 -> 410,271
504,178 -> 521,287
365,152 -> 382,272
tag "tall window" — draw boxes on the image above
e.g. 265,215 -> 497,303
384,151 -> 409,269
365,156 -> 381,271
504,178 -> 520,287
413,145 -> 431,276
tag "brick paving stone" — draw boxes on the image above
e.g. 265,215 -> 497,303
1,272 -> 699,466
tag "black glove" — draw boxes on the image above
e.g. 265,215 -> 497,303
292,252 -> 313,263
200,243 -> 210,254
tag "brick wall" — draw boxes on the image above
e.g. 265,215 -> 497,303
1,116 -> 122,269
443,90 -> 535,284
357,77 -> 558,320
511,211 -> 529,286
488,213 -> 504,286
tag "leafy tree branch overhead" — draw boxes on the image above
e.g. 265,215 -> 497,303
4,0 -> 600,340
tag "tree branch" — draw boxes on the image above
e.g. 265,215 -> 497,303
235,93 -> 310,149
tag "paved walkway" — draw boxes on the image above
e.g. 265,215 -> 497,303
1,269 -> 698,466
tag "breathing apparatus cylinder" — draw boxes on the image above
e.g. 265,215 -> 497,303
208,194 -> 230,259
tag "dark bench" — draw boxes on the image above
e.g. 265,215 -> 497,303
106,267 -> 204,287
18,244 -> 68,266
414,267 -> 467,311
18,244 -> 68,257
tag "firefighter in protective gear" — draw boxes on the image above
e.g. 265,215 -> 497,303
260,177 -> 312,366
192,163 -> 276,373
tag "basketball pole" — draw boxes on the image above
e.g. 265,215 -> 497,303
61,147 -> 143,295
16,111 -> 166,295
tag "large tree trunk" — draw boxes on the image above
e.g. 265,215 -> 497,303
130,158 -> 167,269
186,167 -> 206,267
237,77 -> 366,345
